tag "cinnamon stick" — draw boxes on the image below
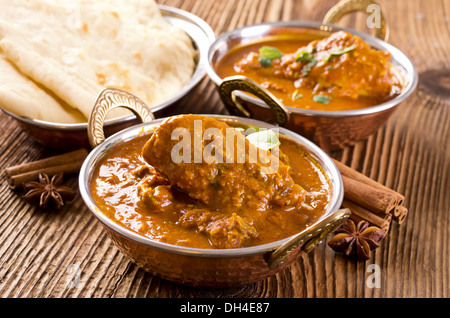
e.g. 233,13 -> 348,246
392,206 -> 408,224
341,174 -> 397,215
5,149 -> 88,189
333,159 -> 405,206
392,204 -> 405,217
342,200 -> 392,232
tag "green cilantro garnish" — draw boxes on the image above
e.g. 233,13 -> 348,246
313,94 -> 331,104
258,46 -> 282,67
322,45 -> 356,62
295,50 -> 314,62
259,46 -> 282,59
295,50 -> 317,76
258,56 -> 273,67
302,59 -> 317,76
291,89 -> 303,101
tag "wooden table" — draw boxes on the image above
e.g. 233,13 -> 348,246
0,0 -> 448,299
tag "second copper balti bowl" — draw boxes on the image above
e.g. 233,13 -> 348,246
205,1 -> 418,151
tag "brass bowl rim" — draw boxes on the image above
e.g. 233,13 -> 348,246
78,114 -> 344,258
205,20 -> 418,118
0,5 -> 215,131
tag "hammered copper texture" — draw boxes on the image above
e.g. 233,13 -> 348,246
105,227 -> 291,288
239,99 -> 399,152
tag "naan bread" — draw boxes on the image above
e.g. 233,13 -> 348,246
0,0 -> 196,121
0,52 -> 85,123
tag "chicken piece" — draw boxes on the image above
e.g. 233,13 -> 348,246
135,165 -> 175,212
234,31 -> 402,99
141,114 -> 305,212
178,209 -> 258,248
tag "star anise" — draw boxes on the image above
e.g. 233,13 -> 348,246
22,173 -> 76,209
328,219 -> 386,261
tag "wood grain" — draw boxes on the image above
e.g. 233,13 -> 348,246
0,0 -> 448,298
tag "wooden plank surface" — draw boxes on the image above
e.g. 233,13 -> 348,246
0,0 -> 448,298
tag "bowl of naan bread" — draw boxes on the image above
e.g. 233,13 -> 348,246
0,0 -> 215,150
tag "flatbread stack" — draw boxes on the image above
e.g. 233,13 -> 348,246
0,0 -> 196,123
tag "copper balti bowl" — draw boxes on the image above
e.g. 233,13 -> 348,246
0,5 -> 215,151
204,0 -> 418,151
78,88 -> 350,288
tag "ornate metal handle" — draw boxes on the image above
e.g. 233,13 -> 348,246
267,208 -> 351,270
322,0 -> 389,41
88,88 -> 155,148
218,75 -> 290,127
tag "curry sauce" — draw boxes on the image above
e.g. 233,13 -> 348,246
214,31 -> 403,111
91,117 -> 332,249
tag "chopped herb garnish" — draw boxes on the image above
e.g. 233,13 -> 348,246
302,59 -> 317,76
259,46 -> 282,59
326,66 -> 334,70
246,129 -> 280,151
322,45 -> 356,62
313,94 -> 331,104
291,89 -> 303,101
295,50 -> 314,62
258,46 -> 282,67
295,50 -> 317,76
330,45 -> 356,55
258,56 -> 273,67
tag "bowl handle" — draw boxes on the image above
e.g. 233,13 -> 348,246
266,208 -> 351,270
219,75 -> 290,127
322,0 -> 389,41
88,88 -> 155,148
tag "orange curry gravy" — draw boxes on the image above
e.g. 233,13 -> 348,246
90,127 -> 332,249
214,31 -> 403,111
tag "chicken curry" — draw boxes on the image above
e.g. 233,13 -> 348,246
214,31 -> 403,111
91,115 -> 332,249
